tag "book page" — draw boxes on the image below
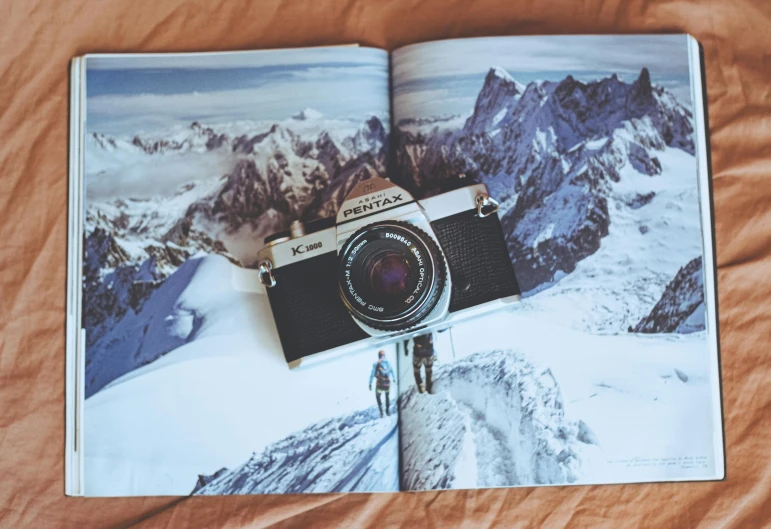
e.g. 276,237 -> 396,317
391,35 -> 723,490
79,47 -> 400,495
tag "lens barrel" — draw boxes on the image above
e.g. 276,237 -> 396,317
338,221 -> 445,331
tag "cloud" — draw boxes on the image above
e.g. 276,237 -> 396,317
394,89 -> 475,121
85,151 -> 233,200
290,65 -> 387,80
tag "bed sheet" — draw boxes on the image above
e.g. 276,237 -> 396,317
0,0 -> 769,526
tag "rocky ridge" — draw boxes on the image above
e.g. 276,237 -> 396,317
394,66 -> 695,292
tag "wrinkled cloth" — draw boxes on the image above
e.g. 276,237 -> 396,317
0,0 -> 769,527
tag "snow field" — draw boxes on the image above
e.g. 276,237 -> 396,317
85,255 -> 400,495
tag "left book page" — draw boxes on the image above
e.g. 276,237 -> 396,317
68,47 -> 399,496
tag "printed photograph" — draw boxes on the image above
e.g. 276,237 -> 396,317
82,47 -> 399,495
392,35 -> 718,489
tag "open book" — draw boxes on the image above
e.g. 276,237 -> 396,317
66,35 -> 724,496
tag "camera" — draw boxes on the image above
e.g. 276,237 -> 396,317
257,176 -> 521,368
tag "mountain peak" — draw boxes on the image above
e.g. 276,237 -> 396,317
484,66 -> 525,93
555,74 -> 582,95
464,66 -> 524,133
292,107 -> 323,121
628,67 -> 654,106
489,65 -> 515,83
637,67 -> 651,88
364,115 -> 387,144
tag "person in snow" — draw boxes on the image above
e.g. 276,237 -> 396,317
410,332 -> 435,394
369,350 -> 396,418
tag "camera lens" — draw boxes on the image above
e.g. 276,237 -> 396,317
338,221 -> 446,331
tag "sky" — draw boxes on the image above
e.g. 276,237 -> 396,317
85,47 -> 389,136
392,35 -> 694,120
85,37 -> 695,135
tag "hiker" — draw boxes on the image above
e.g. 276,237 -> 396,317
411,332 -> 435,394
369,350 -> 395,418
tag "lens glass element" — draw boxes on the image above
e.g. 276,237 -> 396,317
366,250 -> 412,299
338,222 -> 445,331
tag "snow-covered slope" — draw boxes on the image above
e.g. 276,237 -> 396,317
194,407 -> 398,494
512,146 -> 703,334
400,349 -> 601,490
81,219 -> 235,349
83,253 -> 400,495
85,254 -> 270,397
441,309 -> 718,484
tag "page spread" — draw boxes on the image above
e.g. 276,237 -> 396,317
66,35 -> 723,496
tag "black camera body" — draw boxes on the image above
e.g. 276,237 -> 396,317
257,177 -> 521,368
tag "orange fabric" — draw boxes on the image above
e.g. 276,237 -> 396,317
1,0 -> 769,527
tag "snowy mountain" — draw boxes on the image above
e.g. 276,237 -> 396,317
83,115 -> 389,373
292,107 -> 324,121
400,349 -> 601,489
633,256 -> 705,334
82,228 -> 188,348
395,66 -> 696,294
193,406 -> 398,494
86,116 -> 387,260
464,66 -> 525,134
507,144 -> 704,335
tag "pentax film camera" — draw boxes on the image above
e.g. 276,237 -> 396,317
257,176 -> 521,368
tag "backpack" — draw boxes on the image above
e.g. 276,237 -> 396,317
375,361 -> 391,389
413,333 -> 434,358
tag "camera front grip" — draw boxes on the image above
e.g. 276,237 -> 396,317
430,209 -> 521,312
265,251 -> 368,364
